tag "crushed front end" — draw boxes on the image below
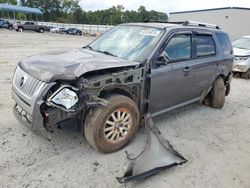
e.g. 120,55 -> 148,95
12,68 -> 90,137
12,65 -> 145,137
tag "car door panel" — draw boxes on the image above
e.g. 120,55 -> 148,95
149,32 -> 197,113
192,32 -> 219,94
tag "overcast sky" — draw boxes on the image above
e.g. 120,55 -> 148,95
79,0 -> 250,13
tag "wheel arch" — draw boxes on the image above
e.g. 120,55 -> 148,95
99,85 -> 136,102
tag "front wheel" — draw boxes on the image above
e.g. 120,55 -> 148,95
211,77 -> 226,109
84,94 -> 139,153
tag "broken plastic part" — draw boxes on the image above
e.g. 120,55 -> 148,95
116,113 -> 187,183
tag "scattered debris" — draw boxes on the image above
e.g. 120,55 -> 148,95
2,140 -> 9,145
116,114 -> 187,184
22,133 -> 27,137
93,161 -> 99,166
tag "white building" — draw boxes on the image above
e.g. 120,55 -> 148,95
169,7 -> 250,40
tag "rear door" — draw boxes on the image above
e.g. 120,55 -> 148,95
149,31 -> 197,113
192,31 -> 218,94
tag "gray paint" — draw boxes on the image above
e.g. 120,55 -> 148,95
19,48 -> 140,82
12,23 -> 234,137
117,114 -> 187,183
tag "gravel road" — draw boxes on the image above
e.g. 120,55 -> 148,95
0,30 -> 250,188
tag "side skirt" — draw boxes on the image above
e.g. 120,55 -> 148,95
151,97 -> 201,117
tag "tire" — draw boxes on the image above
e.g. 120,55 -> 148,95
39,28 -> 44,33
225,83 -> 231,96
242,69 -> 250,79
84,94 -> 140,153
211,77 -> 226,109
18,27 -> 23,32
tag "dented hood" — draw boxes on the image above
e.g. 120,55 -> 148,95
19,48 -> 140,82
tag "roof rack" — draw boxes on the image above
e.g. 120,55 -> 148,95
144,19 -> 220,29
182,21 -> 220,29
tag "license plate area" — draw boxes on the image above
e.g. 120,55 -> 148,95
14,104 -> 32,126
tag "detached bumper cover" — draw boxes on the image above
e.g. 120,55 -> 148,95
116,114 -> 187,183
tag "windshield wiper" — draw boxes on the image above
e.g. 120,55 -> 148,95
84,45 -> 93,50
84,46 -> 117,57
96,50 -> 117,57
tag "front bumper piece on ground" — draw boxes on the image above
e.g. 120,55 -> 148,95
116,114 -> 187,184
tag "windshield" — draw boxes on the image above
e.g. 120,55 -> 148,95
232,37 -> 250,50
89,25 -> 164,62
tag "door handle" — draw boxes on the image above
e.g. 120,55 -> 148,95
183,67 -> 192,72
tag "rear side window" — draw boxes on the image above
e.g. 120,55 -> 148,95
196,35 -> 216,57
216,33 -> 232,55
164,34 -> 192,62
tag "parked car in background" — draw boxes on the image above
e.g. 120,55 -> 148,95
65,28 -> 82,35
0,19 -> 13,30
14,21 -> 50,33
50,27 -> 66,34
12,21 -> 233,153
232,36 -> 250,79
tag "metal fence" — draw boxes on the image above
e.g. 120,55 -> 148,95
38,21 -> 114,34
2,18 -> 114,34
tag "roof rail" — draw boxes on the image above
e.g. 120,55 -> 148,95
144,19 -> 185,24
182,21 -> 220,29
144,19 -> 220,29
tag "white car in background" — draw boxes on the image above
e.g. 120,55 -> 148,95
50,27 -> 65,33
233,36 -> 250,79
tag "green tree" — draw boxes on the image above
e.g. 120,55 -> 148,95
0,0 -> 17,4
17,1 -> 168,25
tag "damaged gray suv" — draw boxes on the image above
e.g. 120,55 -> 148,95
12,21 -> 234,153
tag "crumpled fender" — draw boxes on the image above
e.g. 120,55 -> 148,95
116,114 -> 187,183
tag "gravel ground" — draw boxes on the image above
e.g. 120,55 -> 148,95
0,30 -> 250,188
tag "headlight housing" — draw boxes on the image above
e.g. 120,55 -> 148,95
48,86 -> 79,110
235,56 -> 249,61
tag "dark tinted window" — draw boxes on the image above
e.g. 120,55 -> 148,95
216,33 -> 232,54
196,35 -> 216,57
164,34 -> 191,62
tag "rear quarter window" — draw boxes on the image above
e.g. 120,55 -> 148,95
215,33 -> 232,55
196,35 -> 216,57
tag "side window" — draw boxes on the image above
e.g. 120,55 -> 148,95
196,35 -> 216,57
164,34 -> 192,62
215,33 -> 232,55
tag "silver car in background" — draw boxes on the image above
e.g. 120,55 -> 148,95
233,36 -> 250,79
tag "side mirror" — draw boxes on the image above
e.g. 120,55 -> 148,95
156,51 -> 169,65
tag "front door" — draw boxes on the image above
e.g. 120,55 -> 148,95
149,32 -> 197,113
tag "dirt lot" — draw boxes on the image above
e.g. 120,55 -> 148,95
0,30 -> 250,188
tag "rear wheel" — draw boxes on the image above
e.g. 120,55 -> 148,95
84,94 -> 139,153
242,69 -> 250,79
39,28 -> 44,33
211,77 -> 226,109
18,27 -> 23,32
